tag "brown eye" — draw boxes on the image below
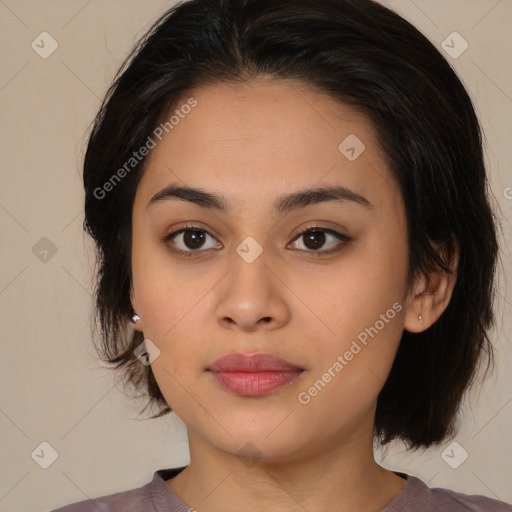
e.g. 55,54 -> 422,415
290,228 -> 351,255
163,225 -> 221,256
303,230 -> 327,250
181,229 -> 207,250
163,224 -> 351,258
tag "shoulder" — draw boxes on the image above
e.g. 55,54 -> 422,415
428,484 -> 512,512
47,480 -> 154,512
401,475 -> 512,512
46,467 -> 187,512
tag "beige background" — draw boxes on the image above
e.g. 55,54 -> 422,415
0,0 -> 511,510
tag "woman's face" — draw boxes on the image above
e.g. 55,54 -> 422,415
130,79 -> 414,461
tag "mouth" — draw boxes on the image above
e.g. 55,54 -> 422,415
206,352 -> 305,397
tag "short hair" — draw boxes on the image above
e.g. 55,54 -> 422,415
83,0 -> 501,450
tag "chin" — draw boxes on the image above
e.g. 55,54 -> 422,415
205,422 -> 308,463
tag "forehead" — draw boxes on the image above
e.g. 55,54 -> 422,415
136,79 -> 403,218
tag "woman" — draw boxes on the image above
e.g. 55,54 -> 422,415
51,0 -> 511,510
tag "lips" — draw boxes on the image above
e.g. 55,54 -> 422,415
207,352 -> 305,397
207,352 -> 303,372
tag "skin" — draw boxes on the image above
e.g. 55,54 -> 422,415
129,79 -> 458,512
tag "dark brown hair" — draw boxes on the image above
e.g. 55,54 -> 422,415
83,0 -> 501,450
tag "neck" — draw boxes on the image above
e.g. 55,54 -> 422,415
166,426 -> 406,511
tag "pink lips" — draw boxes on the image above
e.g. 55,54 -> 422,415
207,352 -> 305,397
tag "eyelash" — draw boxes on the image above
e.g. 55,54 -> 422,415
162,223 -> 352,258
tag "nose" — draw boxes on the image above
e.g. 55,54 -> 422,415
214,249 -> 291,333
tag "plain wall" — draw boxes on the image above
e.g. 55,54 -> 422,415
0,1 -> 511,510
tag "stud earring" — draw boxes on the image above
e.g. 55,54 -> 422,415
418,291 -> 434,325
131,313 -> 141,324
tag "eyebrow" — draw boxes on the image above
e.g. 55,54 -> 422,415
147,183 -> 373,214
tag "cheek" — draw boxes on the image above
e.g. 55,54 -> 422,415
292,234 -> 407,408
147,325 -> 209,417
293,315 -> 404,440
291,229 -> 407,336
131,230 -> 198,336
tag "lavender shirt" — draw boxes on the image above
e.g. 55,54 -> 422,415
49,467 -> 512,511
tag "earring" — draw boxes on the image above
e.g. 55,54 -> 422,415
131,313 -> 140,324
418,291 -> 433,324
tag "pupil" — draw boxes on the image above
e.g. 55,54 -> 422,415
184,230 -> 204,249
305,230 -> 325,250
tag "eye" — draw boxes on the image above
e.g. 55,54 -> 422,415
289,226 -> 352,256
163,224 -> 221,257
162,224 -> 351,257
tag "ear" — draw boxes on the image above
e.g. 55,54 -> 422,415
129,280 -> 144,333
403,239 -> 459,333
